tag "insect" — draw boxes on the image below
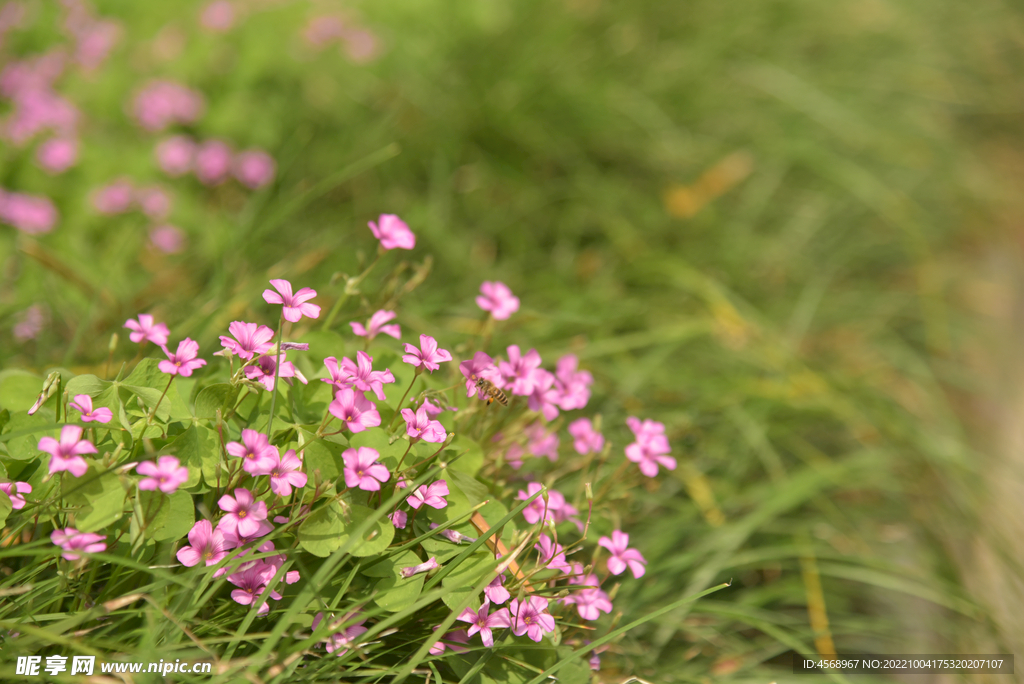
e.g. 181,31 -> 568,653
475,378 -> 508,406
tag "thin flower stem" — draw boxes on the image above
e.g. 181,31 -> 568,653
388,369 -> 421,430
146,375 -> 175,427
394,440 -> 414,474
265,314 -> 285,439
321,248 -> 385,331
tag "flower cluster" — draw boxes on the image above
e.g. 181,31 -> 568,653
155,135 -> 276,189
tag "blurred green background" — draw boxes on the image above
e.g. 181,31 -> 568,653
3,0 -> 1024,680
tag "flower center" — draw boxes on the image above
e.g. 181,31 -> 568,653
238,511 -> 247,518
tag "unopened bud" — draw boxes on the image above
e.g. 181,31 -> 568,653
280,342 -> 309,351
108,333 -> 119,354
585,482 -> 593,502
27,371 -> 61,415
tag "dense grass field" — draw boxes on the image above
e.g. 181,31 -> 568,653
2,0 -> 1023,682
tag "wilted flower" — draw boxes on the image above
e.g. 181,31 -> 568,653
400,556 -> 439,578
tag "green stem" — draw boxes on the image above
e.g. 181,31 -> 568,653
265,315 -> 286,439
321,247 -> 385,331
388,368 -> 422,430
147,375 -> 174,425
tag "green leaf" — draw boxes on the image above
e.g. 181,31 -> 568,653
195,383 -> 237,420
0,493 -> 12,528
165,425 -> 220,489
64,374 -> 111,399
363,549 -> 425,613
447,468 -> 490,506
147,489 -> 196,542
440,547 -> 493,610
299,430 -> 345,483
0,412 -> 57,461
349,428 -> 407,469
120,359 -> 192,422
0,370 -> 43,412
447,434 -> 484,476
297,500 -> 346,557
62,468 -> 127,532
337,504 -> 395,557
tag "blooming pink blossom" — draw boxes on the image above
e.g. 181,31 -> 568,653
342,446 -> 389,491
51,527 -> 106,561
323,352 -> 395,400
527,369 -> 561,421
400,556 -> 439,578
124,314 -> 170,346
459,351 -> 502,398
484,574 -> 510,604
368,213 -> 415,250
226,430 -> 279,475
177,519 -> 237,568
244,351 -> 307,391
498,345 -> 541,396
313,612 -> 368,656
149,225 -> 187,254
0,481 -> 31,510
598,530 -> 647,578
155,135 -> 195,176
406,480 -> 449,510
535,534 -> 572,574
457,600 -> 511,647
554,354 -> 593,410
39,425 -> 96,477
227,561 -> 281,615
263,279 -> 320,322
194,139 -> 232,185
159,338 -> 207,377
69,394 -> 113,424
233,149 -> 275,189
402,334 -> 452,372
200,0 -> 235,32
349,309 -> 400,342
132,80 -> 204,131
137,186 -> 172,219
217,488 -> 270,538
624,416 -> 676,477
508,596 -> 556,642
389,509 -> 407,528
328,388 -> 381,433
220,321 -> 275,360
13,304 -> 45,340
136,455 -> 189,493
568,418 -> 604,455
36,137 -> 78,174
0,190 -> 58,234
517,483 -> 578,525
476,281 -> 520,320
562,580 -> 613,620
401,405 -> 447,443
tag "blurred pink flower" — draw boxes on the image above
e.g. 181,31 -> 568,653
498,345 -> 541,396
554,354 -> 593,410
568,417 -> 604,455
176,519 -> 236,567
51,527 -> 106,561
302,15 -> 345,48
194,139 -> 232,185
200,1 -> 235,32
137,186 -> 172,219
476,281 -> 520,320
159,338 -> 207,377
598,530 -> 647,578
368,213 -> 415,250
0,481 -> 31,510
233,149 -> 275,189
459,351 -> 501,398
36,137 -> 78,174
136,455 -> 188,493
263,279 -> 320,322
149,225 -> 187,254
349,309 -> 400,342
39,425 -> 96,477
124,313 -> 170,346
0,52 -> 65,98
92,179 -> 134,214
73,19 -> 121,71
155,136 -> 196,176
69,394 -> 112,423
527,368 -> 561,421
3,89 -> 79,145
13,304 -> 46,340
132,79 -> 204,131
340,27 -> 380,63
0,190 -> 58,234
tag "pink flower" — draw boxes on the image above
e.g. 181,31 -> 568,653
233,149 -> 276,189
402,334 -> 452,372
194,139 -> 232,185
569,419 -> 603,457
68,394 -> 113,424
525,422 -> 559,461
349,309 -> 400,342
220,321 -> 275,360
217,488 -> 270,538
527,369 -> 561,421
36,137 -> 77,174
534,534 -> 572,574
0,481 -> 31,510
400,556 -> 439,578
517,483 -> 578,525
72,19 -> 121,71
0,190 -> 58,234
137,186 -> 172,219
562,583 -> 613,621
136,455 -> 189,493
149,225 -> 188,254
155,135 -> 195,176
159,338 -> 207,377
459,351 -> 502,398
406,480 -> 448,510
457,600 -> 511,647
430,522 -> 476,544
624,417 -> 676,478
244,351 -> 307,391
132,80 -> 204,131
328,388 -> 381,433
598,530 -> 647,578
554,354 -> 593,410
39,425 -> 96,477
476,281 -> 520,320
313,612 -> 368,656
226,429 -> 279,475
368,213 -> 415,250
389,510 -> 407,528
92,180 -> 134,215
13,304 -> 45,340
303,16 -> 345,48
200,0 -> 235,32
176,520 -> 237,568
227,561 -> 281,615
124,314 -> 170,346
340,27 -> 380,63
323,352 -> 395,400
342,446 -> 390,491
429,627 -> 470,655
263,279 -> 320,322
51,527 -> 106,561
401,405 -> 447,443
508,596 -> 556,642
484,574 -> 510,604
498,345 -> 541,396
